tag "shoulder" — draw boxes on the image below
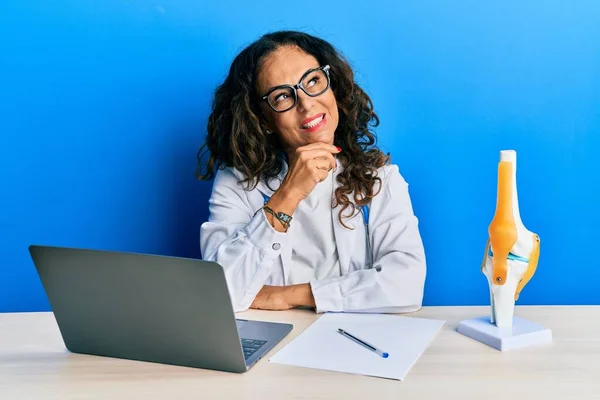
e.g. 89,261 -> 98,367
210,167 -> 251,200
377,163 -> 402,180
214,165 -> 240,181
213,166 -> 251,188
374,163 -> 408,197
214,164 -> 283,187
212,166 -> 269,206
369,162 -> 417,217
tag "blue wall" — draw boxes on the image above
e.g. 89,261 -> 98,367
2,1 -> 598,312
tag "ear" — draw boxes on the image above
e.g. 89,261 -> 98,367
258,107 -> 275,134
259,119 -> 274,136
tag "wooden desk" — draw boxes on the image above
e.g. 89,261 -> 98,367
1,306 -> 598,399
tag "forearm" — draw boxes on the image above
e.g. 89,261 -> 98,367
286,283 -> 316,308
201,212 -> 287,311
310,251 -> 426,313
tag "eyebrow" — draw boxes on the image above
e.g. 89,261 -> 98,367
262,67 -> 317,95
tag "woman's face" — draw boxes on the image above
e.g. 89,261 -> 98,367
257,46 -> 339,156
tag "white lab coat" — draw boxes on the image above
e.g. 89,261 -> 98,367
200,160 -> 426,314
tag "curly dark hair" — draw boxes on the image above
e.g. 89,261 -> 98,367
196,30 -> 390,227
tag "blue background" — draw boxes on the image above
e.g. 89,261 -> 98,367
2,1 -> 598,312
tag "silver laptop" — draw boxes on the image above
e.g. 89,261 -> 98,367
28,245 -> 293,373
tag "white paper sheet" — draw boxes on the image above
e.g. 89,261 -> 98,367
269,312 -> 445,380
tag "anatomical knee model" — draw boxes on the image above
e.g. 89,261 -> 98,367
481,150 -> 540,328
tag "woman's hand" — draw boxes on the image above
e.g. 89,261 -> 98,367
250,284 -> 316,311
250,286 -> 292,310
280,142 -> 341,201
264,143 -> 340,232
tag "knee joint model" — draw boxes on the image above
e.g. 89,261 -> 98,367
481,150 -> 540,328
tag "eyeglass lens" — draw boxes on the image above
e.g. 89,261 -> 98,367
267,69 -> 329,112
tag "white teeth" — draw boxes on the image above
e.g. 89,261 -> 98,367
302,114 -> 324,129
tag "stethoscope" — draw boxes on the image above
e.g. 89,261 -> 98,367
260,192 -> 372,269
361,204 -> 372,269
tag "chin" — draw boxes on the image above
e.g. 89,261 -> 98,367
305,130 -> 333,144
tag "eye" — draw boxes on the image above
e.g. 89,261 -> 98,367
307,77 -> 320,87
274,93 -> 290,103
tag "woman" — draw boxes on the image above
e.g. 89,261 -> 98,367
197,30 -> 426,314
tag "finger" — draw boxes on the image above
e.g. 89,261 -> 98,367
296,142 -> 341,155
251,301 -> 265,310
303,151 -> 336,169
320,153 -> 336,170
310,162 -> 331,180
308,158 -> 334,173
315,154 -> 336,170
317,169 -> 329,182
296,148 -> 337,168
313,159 -> 333,171
305,147 -> 339,159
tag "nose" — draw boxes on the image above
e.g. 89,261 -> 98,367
296,90 -> 315,113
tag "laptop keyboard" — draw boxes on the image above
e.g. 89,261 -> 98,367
241,338 -> 267,360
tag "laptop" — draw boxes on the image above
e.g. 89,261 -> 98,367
28,245 -> 293,373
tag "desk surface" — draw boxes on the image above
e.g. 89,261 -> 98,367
1,306 -> 598,400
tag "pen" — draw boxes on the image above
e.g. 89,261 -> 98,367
337,328 -> 389,358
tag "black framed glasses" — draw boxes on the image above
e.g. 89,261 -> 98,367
260,65 -> 331,113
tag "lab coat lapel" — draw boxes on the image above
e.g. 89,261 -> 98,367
331,164 -> 361,276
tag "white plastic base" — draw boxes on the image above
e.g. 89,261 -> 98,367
457,316 -> 552,351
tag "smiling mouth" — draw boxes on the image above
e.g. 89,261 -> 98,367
300,114 -> 325,129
